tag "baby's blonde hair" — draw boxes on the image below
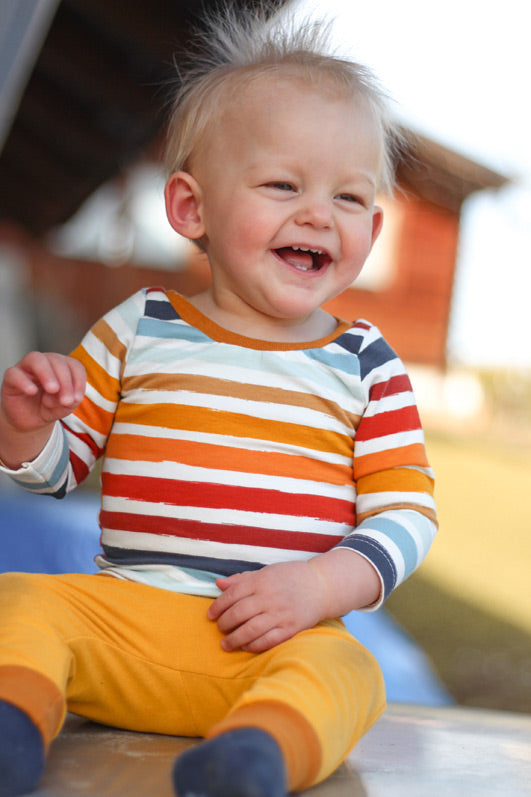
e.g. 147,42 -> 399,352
164,3 -> 402,194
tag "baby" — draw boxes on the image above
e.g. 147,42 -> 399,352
0,6 -> 436,796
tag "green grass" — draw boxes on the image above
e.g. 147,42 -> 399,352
386,574 -> 531,712
386,430 -> 531,713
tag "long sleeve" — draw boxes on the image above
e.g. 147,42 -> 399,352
0,289 -> 146,496
333,320 -> 437,604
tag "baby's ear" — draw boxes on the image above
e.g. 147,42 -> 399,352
164,172 -> 205,239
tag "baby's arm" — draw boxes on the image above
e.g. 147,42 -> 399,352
0,352 -> 86,469
208,549 -> 380,653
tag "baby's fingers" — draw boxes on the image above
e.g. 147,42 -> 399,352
13,352 -> 59,395
44,355 -> 85,406
20,352 -> 85,405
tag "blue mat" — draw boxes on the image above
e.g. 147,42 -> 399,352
0,483 -> 452,706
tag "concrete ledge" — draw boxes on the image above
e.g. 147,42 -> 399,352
35,704 -> 530,796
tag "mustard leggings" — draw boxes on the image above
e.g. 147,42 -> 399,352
0,572 -> 385,791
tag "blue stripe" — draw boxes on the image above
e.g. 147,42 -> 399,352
50,478 -> 68,499
131,326 -> 361,399
101,546 -> 265,575
358,338 -> 397,380
17,474 -> 68,498
334,330 -> 364,356
337,535 -> 397,599
303,347 -> 361,378
145,298 -> 181,321
17,441 -> 71,497
112,290 -> 152,334
136,317 -> 207,342
49,440 -> 70,488
359,516 -> 419,577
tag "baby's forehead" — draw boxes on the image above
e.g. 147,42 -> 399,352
184,65 -> 386,188
190,72 -> 383,184
226,67 -> 363,107
215,70 -> 376,136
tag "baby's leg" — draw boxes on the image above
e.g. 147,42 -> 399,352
0,572 -> 240,794
0,573 -> 72,796
173,618 -> 385,795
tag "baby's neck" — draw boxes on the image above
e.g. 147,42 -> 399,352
188,291 -> 338,343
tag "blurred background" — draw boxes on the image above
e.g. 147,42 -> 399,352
0,0 -> 529,715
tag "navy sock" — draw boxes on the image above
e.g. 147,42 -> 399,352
173,727 -> 287,797
0,700 -> 45,797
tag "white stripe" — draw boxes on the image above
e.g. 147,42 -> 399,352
106,290 -> 146,340
102,528 -> 316,564
357,490 -> 436,514
64,420 -> 106,451
103,457 -> 355,499
110,423 -> 353,466
364,390 -> 416,417
381,509 -> 437,566
82,329 -> 123,377
101,496 -> 352,536
122,389 -> 354,434
354,429 -> 425,456
84,382 -> 117,414
359,529 -> 406,583
124,352 -> 360,407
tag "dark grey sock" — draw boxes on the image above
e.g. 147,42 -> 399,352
173,727 -> 287,797
0,700 -> 46,797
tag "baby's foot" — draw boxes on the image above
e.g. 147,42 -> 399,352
173,727 -> 287,796
0,700 -> 46,797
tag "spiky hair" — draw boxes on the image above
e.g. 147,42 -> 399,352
164,2 -> 401,193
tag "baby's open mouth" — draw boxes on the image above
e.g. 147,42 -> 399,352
275,246 -> 331,272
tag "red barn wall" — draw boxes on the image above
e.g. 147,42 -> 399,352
324,195 -> 459,367
6,189 -> 459,368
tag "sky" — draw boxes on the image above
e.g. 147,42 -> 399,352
294,0 -> 531,368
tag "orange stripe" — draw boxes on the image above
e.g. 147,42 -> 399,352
91,318 -> 127,361
71,318 -> 126,364
357,468 -> 434,495
358,503 -> 437,525
0,666 -> 64,748
354,443 -> 430,478
115,403 -> 354,457
121,372 -> 360,427
75,396 -> 114,436
167,290 -> 352,351
72,347 -> 121,403
105,434 -> 353,486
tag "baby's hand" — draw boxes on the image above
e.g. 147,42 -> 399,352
207,560 -> 327,653
1,351 -> 86,433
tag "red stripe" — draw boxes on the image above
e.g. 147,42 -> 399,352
369,374 -> 412,401
102,473 -> 355,525
62,422 -> 102,459
100,511 -> 344,553
355,405 -> 421,441
70,450 -> 90,484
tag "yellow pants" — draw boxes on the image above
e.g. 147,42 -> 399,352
0,572 -> 385,791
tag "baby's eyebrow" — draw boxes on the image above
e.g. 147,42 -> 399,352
344,170 -> 377,186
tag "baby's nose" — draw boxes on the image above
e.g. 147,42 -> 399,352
294,199 -> 333,229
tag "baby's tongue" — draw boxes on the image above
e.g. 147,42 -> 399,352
276,247 -> 314,270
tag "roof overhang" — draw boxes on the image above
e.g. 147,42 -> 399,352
0,0 -> 510,235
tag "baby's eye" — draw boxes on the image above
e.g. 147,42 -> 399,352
268,182 -> 296,192
336,193 -> 363,204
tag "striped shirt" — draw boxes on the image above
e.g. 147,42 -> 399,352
5,288 -> 436,605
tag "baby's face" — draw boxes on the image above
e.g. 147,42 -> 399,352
189,76 -> 384,335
